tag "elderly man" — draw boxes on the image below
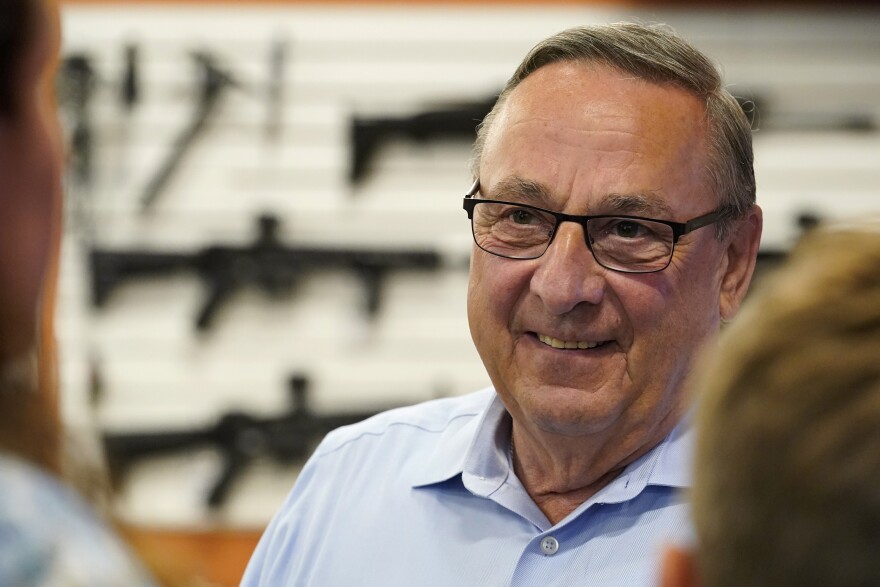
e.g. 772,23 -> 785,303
242,23 -> 761,586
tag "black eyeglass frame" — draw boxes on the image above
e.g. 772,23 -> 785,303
462,178 -> 727,273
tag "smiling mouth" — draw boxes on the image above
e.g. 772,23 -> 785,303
536,333 -> 610,350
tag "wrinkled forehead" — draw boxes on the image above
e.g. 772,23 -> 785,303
495,61 -> 707,150
480,62 -> 713,211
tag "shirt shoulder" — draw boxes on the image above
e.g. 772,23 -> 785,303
315,387 -> 496,458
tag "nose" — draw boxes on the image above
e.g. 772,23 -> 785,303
530,221 -> 606,314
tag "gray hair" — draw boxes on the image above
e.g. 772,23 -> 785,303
471,23 -> 755,239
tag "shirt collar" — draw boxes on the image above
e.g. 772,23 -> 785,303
410,391 -> 505,489
643,410 -> 694,488
583,411 -> 693,507
411,391 -> 694,496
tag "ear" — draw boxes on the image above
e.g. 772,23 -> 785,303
719,205 -> 763,321
660,546 -> 702,587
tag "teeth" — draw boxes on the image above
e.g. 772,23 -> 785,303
538,334 -> 600,350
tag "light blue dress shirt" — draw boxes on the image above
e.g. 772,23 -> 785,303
241,388 -> 693,586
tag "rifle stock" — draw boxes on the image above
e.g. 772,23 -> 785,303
90,250 -> 194,307
350,95 -> 497,184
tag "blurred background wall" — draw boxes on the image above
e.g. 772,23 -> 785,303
53,0 -> 879,584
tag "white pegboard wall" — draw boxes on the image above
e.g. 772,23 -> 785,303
55,3 -> 880,526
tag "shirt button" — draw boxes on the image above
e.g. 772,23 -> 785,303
540,536 -> 559,555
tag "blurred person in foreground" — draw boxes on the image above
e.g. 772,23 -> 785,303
661,224 -> 880,587
242,22 -> 762,586
0,0 -> 157,584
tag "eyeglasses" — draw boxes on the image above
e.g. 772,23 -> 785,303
462,179 -> 725,273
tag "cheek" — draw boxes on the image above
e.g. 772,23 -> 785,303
627,266 -> 721,366
609,273 -> 669,324
0,109 -> 62,318
22,116 -> 62,267
674,256 -> 724,336
613,271 -> 711,358
0,213 -> 52,301
0,193 -> 53,355
467,253 -> 529,340
467,254 -> 498,337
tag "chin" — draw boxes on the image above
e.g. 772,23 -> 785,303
519,385 -> 628,436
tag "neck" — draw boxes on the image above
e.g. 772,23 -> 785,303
510,408 -> 682,525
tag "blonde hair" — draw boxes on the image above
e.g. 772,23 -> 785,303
692,223 -> 880,587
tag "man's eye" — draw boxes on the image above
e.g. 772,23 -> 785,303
510,209 -> 537,224
612,220 -> 646,238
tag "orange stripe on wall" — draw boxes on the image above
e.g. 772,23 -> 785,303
57,0 -> 871,8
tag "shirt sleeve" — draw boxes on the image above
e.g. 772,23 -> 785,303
239,435 -> 326,587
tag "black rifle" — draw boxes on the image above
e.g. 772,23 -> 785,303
139,51 -> 237,212
347,89 -> 878,186
102,374 -> 396,508
349,94 -> 497,184
57,54 -> 98,191
89,214 -> 442,331
120,43 -> 141,112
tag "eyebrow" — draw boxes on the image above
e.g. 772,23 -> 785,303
484,177 -> 553,206
601,193 -> 674,218
482,177 -> 676,219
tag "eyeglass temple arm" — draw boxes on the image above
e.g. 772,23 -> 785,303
682,209 -> 726,234
465,178 -> 480,198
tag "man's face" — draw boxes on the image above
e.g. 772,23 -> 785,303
468,61 -> 733,443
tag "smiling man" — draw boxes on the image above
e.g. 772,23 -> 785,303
242,23 -> 762,587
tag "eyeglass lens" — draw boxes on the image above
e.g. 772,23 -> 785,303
471,201 -> 675,272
